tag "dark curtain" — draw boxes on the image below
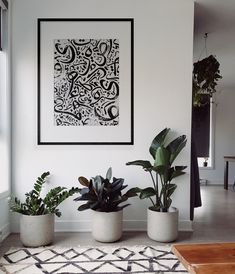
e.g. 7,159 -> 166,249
190,138 -> 202,220
190,97 -> 210,220
192,96 -> 210,158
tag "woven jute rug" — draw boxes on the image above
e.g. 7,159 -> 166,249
0,245 -> 188,273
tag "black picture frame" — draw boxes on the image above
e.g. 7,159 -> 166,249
37,18 -> 134,145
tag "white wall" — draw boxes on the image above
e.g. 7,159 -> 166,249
11,0 -> 194,232
0,2 -> 11,241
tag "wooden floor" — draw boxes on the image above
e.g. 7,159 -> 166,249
172,242 -> 235,274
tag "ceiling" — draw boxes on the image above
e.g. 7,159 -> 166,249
194,0 -> 235,91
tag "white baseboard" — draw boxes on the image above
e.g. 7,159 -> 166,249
201,180 -> 234,186
55,220 -> 193,232
0,223 -> 10,242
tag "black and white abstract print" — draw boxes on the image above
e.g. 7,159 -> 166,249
54,39 -> 119,126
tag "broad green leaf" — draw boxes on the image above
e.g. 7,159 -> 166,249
161,183 -> 177,198
170,170 -> 186,181
154,146 -> 170,167
149,128 -> 170,159
166,184 -> 177,197
175,165 -> 187,171
166,135 -> 187,164
123,187 -> 139,198
126,160 -> 153,171
139,187 -> 156,199
152,165 -> 168,175
78,176 -> 90,187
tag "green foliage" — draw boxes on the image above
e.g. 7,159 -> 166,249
126,128 -> 187,212
9,172 -> 80,217
74,167 -> 137,212
193,55 -> 222,107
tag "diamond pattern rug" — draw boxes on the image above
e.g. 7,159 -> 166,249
0,245 -> 188,273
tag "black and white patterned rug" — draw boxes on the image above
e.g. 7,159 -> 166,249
0,245 -> 188,273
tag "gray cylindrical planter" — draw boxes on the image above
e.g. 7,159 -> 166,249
20,213 -> 54,247
147,207 -> 178,242
92,210 -> 123,242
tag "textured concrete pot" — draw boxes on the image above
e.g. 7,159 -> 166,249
92,210 -> 123,242
147,207 -> 178,242
20,213 -> 54,247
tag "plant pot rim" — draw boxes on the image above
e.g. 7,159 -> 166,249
91,209 -> 123,213
148,206 -> 178,213
21,213 -> 54,217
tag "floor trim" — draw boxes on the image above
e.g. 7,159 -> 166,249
54,220 -> 193,232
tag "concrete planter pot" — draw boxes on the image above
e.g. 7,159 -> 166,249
20,213 -> 54,247
92,210 -> 123,242
147,207 -> 178,242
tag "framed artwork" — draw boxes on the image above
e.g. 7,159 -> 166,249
37,18 -> 134,145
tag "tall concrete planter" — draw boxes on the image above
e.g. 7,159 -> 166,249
20,214 -> 54,247
147,207 -> 178,242
92,210 -> 123,242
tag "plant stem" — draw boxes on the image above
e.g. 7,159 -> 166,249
149,197 -> 155,207
149,171 -> 159,207
155,173 -> 159,206
149,171 -> 156,189
159,175 -> 164,208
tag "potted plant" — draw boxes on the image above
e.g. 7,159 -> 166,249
193,54 -> 222,108
10,171 -> 79,247
74,167 -> 137,242
202,157 -> 209,167
126,128 -> 187,242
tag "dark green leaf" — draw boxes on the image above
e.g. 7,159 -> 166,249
123,187 -> 139,198
161,184 -> 177,198
149,128 -> 170,159
154,146 -> 170,167
152,165 -> 167,175
170,170 -> 186,181
175,166 -> 187,171
139,187 -> 156,199
166,135 -> 187,164
126,160 -> 153,171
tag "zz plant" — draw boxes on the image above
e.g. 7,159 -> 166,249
75,168 -> 137,212
127,128 -> 187,212
10,171 -> 79,217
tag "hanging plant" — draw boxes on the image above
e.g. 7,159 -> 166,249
193,55 -> 222,107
